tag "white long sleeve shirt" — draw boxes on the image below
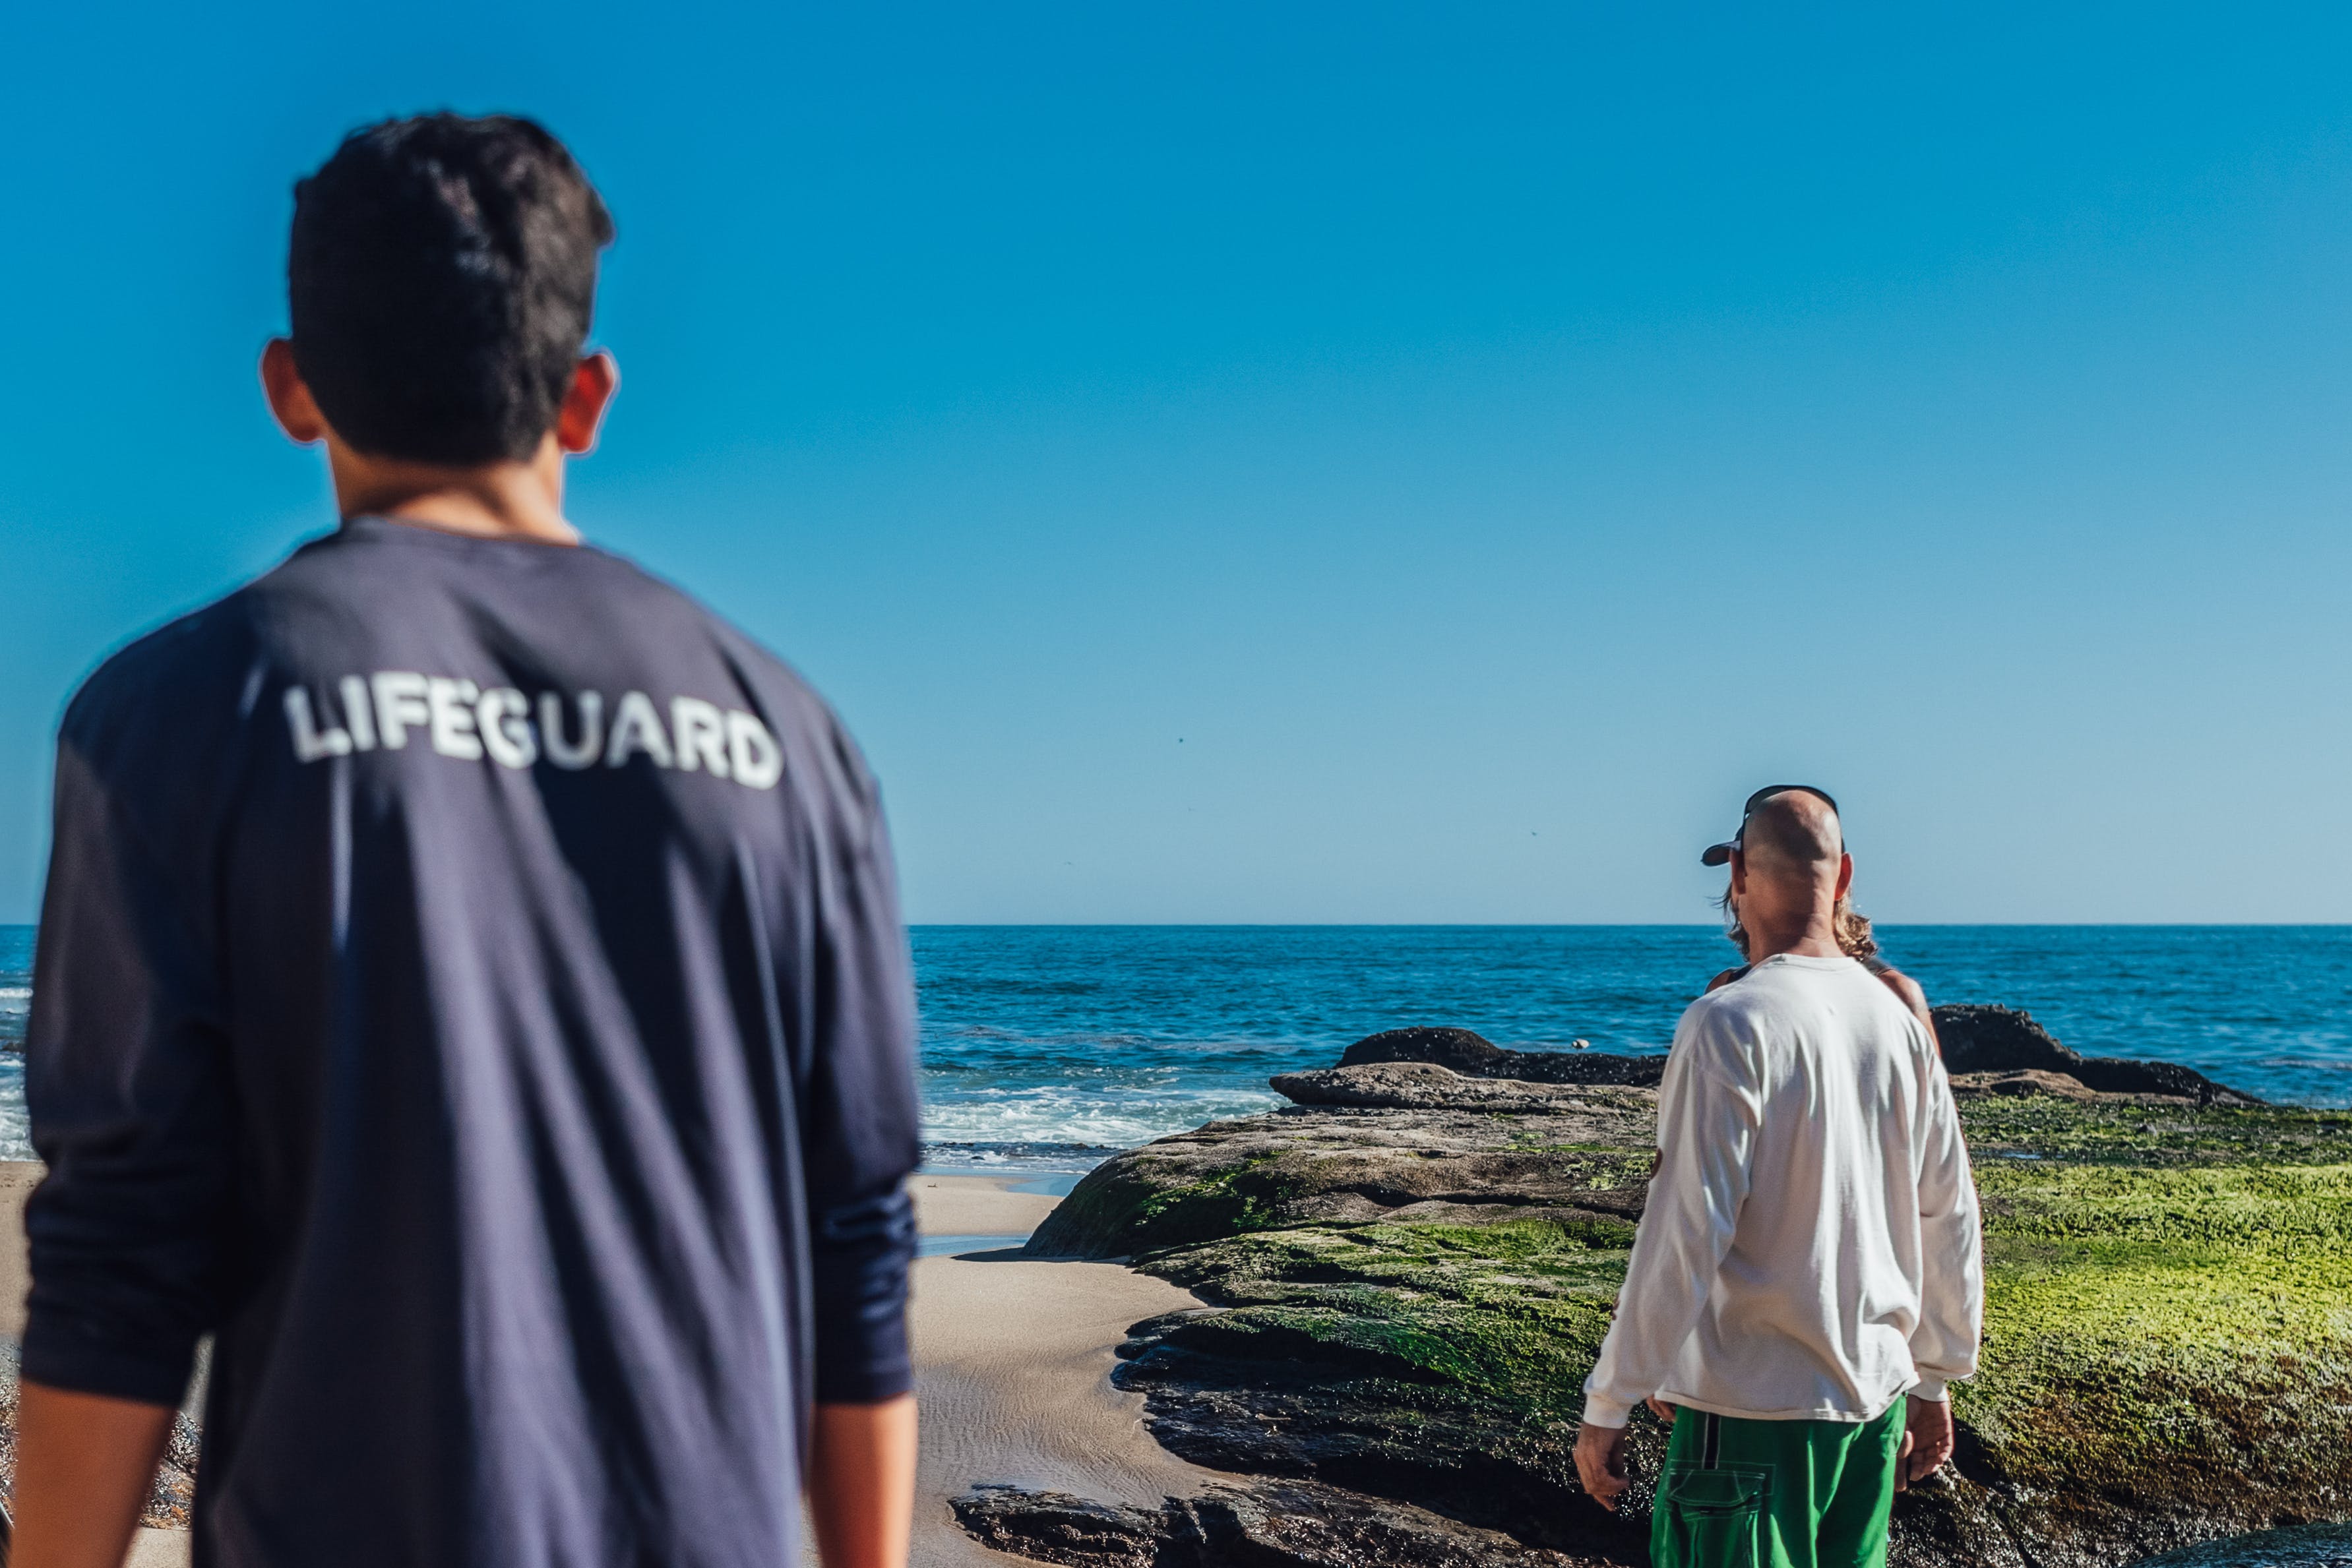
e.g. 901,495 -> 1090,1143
1582,953 -> 1983,1428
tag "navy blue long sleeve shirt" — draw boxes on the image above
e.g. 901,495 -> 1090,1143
22,517 -> 922,1567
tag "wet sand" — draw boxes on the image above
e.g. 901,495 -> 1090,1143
908,1174 -> 1213,1568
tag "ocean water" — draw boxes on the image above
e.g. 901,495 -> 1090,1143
0,926 -> 24,1160
2,924 -> 2349,1166
2141,1526 -> 2352,1566
912,924 -> 2352,1168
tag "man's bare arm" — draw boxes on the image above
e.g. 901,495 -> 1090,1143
807,1394 -> 917,1568
9,1380 -> 175,1568
1872,963 -> 1940,1046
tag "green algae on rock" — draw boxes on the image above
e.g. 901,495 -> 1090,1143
997,1057 -> 2352,1568
1113,1216 -> 1657,1559
1950,1158 -> 2352,1563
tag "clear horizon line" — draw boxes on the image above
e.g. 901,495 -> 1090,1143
898,919 -> 2352,930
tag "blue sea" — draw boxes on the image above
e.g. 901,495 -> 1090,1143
5,923 -> 2349,1166
912,924 -> 2352,1169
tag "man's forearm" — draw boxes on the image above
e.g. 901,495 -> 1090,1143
807,1394 -> 917,1568
10,1379 -> 175,1568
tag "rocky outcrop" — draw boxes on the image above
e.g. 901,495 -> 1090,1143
983,1043 -> 2349,1568
1297,1061 -> 2199,1113
1024,1090 -> 1657,1260
1336,1010 -> 2260,1108
1339,1027 -> 1666,1087
1950,1068 -> 2171,1102
1931,1005 -> 2259,1104
1109,1255 -> 1649,1563
953,1480 -> 1622,1568
1270,1062 -> 1630,1113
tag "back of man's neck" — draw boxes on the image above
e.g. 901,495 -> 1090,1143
360,494 -> 580,545
329,436 -> 579,545
1745,924 -> 1846,963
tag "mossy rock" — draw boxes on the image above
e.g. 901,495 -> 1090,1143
1950,1159 -> 2352,1559
1027,1095 -> 1658,1259
1056,1090 -> 2352,1567
1033,1149 -> 1299,1257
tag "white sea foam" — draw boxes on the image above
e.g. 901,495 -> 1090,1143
919,1081 -> 1281,1153
0,1058 -> 30,1161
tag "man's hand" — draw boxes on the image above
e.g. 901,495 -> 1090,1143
1896,1397 -> 1955,1490
1573,1421 -> 1630,1511
1644,1396 -> 1678,1426
807,1395 -> 918,1568
9,1379 -> 177,1568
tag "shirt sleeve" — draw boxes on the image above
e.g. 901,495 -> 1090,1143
20,739 -> 232,1407
799,770 -> 923,1404
1580,1008 -> 1760,1429
1907,1046 -> 1983,1400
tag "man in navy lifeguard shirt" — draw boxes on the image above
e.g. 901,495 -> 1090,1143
13,114 -> 921,1568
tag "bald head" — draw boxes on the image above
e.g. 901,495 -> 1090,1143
1740,790 -> 1843,881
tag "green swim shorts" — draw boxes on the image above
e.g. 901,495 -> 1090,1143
1650,1397 -> 1907,1568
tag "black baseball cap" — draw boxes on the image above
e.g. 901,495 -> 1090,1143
1701,785 -> 1842,866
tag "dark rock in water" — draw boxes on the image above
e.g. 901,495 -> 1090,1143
953,1480 -> 1623,1568
1931,1005 -> 2261,1105
1339,1013 -> 2259,1108
1340,1027 -> 1665,1087
1933,1004 -> 2082,1075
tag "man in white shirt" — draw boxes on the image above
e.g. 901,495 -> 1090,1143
1572,787 -> 1983,1568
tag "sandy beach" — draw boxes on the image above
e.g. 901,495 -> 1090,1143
906,1173 -> 1212,1567
5,1165 -> 1205,1568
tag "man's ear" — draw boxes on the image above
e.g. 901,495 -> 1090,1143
555,351 -> 620,455
1835,852 -> 1854,900
1729,850 -> 1747,898
261,339 -> 329,444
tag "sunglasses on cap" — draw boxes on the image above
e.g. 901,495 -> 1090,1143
1701,785 -> 1841,867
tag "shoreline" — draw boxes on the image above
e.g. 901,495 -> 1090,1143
905,1173 -> 1212,1568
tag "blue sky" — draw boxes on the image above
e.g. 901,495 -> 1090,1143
3,4 -> 2350,924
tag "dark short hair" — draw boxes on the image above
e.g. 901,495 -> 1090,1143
288,113 -> 614,464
